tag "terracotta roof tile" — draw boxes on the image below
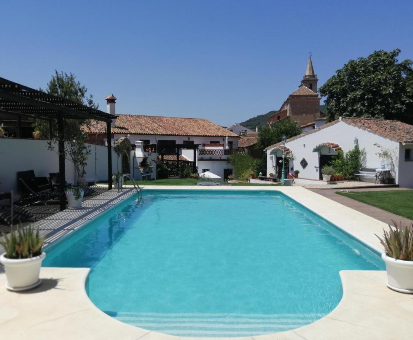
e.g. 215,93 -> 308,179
238,136 -> 258,148
85,114 -> 239,137
290,86 -> 318,96
342,118 -> 413,143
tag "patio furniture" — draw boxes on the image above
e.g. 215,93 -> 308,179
0,192 -> 33,225
354,168 -> 378,183
16,170 -> 59,206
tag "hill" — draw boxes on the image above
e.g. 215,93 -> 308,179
239,111 -> 277,129
239,105 -> 327,130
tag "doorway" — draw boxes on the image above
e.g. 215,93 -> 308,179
319,155 -> 334,180
224,169 -> 233,181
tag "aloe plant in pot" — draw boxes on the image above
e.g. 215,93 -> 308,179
376,222 -> 413,293
0,225 -> 46,291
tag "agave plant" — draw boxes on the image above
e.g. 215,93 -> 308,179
376,221 -> 413,261
0,225 -> 45,259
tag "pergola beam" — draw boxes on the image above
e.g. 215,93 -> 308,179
0,90 -> 112,122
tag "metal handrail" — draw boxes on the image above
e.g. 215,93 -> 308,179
122,174 -> 142,200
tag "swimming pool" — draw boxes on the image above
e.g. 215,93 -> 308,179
43,190 -> 384,337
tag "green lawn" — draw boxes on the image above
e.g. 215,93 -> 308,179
337,190 -> 413,220
121,178 -> 280,186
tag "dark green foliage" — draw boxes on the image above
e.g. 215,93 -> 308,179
239,111 -> 278,129
319,49 -> 413,124
35,71 -> 98,140
228,153 -> 258,181
255,119 -> 302,175
330,146 -> 365,179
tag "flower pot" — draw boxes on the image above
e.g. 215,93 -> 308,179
382,254 -> 413,293
0,252 -> 46,291
322,174 -> 331,182
66,189 -> 84,209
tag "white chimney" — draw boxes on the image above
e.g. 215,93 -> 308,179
106,94 -> 117,128
106,94 -> 117,114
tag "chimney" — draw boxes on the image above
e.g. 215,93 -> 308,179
106,94 -> 117,115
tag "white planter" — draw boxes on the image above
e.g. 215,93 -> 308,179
0,252 -> 46,291
65,188 -> 84,209
382,253 -> 413,293
283,179 -> 293,186
322,174 -> 331,182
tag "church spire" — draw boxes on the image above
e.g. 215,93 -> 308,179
305,56 -> 315,77
301,56 -> 318,92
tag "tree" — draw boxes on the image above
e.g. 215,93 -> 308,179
38,71 -> 98,184
35,71 -> 98,140
319,49 -> 413,124
255,118 -> 302,174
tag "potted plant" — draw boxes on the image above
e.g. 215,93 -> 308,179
293,170 -> 300,178
269,173 -> 274,178
321,165 -> 335,182
33,130 -> 41,140
65,184 -> 84,209
377,222 -> 413,293
113,173 -> 124,189
0,225 -> 46,291
0,126 -> 4,138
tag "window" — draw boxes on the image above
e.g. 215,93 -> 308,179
309,83 -> 313,90
228,141 -> 233,150
141,139 -> 150,145
405,149 -> 412,161
277,116 -> 280,121
183,140 -> 194,146
202,169 -> 210,173
210,141 -> 220,144
158,140 -> 176,155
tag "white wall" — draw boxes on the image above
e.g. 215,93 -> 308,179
266,121 -> 401,183
197,160 -> 234,181
398,144 -> 413,188
0,139 -> 120,199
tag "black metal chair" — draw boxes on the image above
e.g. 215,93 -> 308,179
16,170 -> 59,206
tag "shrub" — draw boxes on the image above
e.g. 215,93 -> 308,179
376,222 -> 413,261
321,165 -> 335,176
229,153 -> 258,181
330,146 -> 365,179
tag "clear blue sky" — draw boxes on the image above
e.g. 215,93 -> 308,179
1,0 -> 412,126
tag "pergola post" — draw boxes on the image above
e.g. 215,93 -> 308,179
49,119 -> 53,139
107,120 -> 113,190
17,114 -> 22,138
193,147 -> 197,173
176,147 -> 180,176
57,112 -> 66,211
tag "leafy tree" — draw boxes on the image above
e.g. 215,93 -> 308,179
35,71 -> 98,140
255,118 -> 302,174
319,49 -> 413,124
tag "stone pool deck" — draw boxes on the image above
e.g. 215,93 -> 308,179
1,186 -> 413,340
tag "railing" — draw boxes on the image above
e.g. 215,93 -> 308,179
198,149 -> 244,156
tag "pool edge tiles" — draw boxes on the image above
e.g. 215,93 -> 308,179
2,187 -> 408,340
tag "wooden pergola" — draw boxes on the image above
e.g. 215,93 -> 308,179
0,77 -> 117,210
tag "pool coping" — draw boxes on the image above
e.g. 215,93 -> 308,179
2,186 -> 412,340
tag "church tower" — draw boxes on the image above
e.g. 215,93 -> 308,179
301,57 -> 318,92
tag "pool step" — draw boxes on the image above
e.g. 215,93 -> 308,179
109,312 -> 324,337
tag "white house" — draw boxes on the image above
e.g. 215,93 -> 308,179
227,123 -> 256,136
265,117 -> 413,188
86,95 -> 240,181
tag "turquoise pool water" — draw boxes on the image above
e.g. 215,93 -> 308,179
44,190 -> 384,337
